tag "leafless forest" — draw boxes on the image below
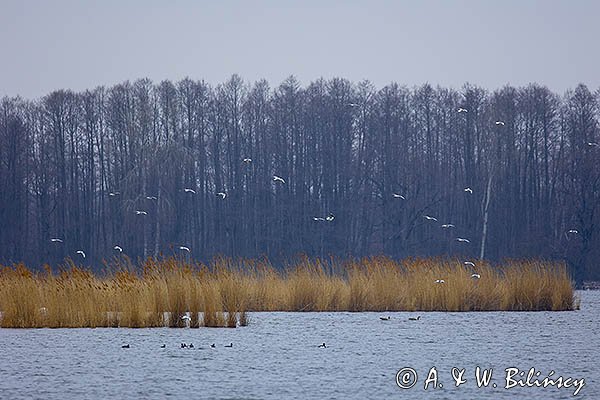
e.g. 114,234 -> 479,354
0,76 -> 598,281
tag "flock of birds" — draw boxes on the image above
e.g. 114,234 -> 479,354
49,107 -> 587,286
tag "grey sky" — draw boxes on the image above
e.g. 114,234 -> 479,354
1,0 -> 599,98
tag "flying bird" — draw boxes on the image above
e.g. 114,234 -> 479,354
114,245 -> 123,252
243,158 -> 252,163
495,121 -> 505,126
423,215 -> 438,222
145,196 -> 157,200
348,103 -> 359,107
435,279 -> 445,284
456,238 -> 470,243
273,175 -> 286,184
567,229 -> 578,234
181,315 -> 192,321
313,217 -> 326,221
76,250 -> 86,258
50,238 -> 63,243
464,187 -> 473,194
457,108 -> 468,113
587,142 -> 598,147
464,261 -> 475,267
326,213 -> 335,222
471,273 -> 481,279
184,188 -> 196,194
178,246 -> 191,252
441,224 -> 455,229
108,192 -> 120,197
392,193 -> 406,199
216,192 -> 227,199
135,210 -> 148,215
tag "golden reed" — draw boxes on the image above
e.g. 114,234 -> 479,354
0,256 -> 576,328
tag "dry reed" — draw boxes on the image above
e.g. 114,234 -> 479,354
0,257 -> 576,328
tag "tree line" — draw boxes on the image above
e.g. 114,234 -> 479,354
0,76 -> 598,281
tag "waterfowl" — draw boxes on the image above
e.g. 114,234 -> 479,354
181,343 -> 187,348
189,343 -> 194,348
122,344 -> 130,348
318,343 -> 327,348
225,343 -> 233,348
380,316 -> 391,321
210,343 -> 216,348
408,316 -> 421,321
160,344 -> 166,348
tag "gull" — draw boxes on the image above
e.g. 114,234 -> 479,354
495,121 -> 505,126
50,238 -> 63,243
181,315 -> 192,321
348,103 -> 359,107
435,279 -> 445,284
178,246 -> 191,252
313,217 -> 326,221
464,261 -> 476,267
380,316 -> 390,321
325,213 -> 335,222
273,175 -> 286,184
243,157 -> 252,163
76,250 -> 86,258
567,229 -> 578,234
464,187 -> 473,194
471,273 -> 481,279
108,191 -> 120,197
135,210 -> 147,215
392,193 -> 406,199
456,238 -> 470,243
587,142 -> 598,147
184,188 -> 196,194
441,224 -> 455,229
457,108 -> 468,113
145,196 -> 157,200
114,245 -> 123,252
423,215 -> 438,222
216,192 -> 227,199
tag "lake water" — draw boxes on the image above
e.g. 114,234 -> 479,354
0,291 -> 597,399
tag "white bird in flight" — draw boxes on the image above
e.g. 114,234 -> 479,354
313,217 -> 326,221
326,213 -> 335,222
348,103 -> 359,107
135,210 -> 148,215
243,158 -> 252,163
435,279 -> 445,284
114,245 -> 123,252
216,192 -> 227,199
181,315 -> 192,321
567,229 -> 578,234
457,108 -> 468,113
178,246 -> 191,252
464,187 -> 473,194
441,224 -> 455,228
392,193 -> 406,199
587,142 -> 598,147
50,238 -> 63,243
495,121 -> 505,126
76,250 -> 86,258
471,273 -> 481,279
423,215 -> 438,222
464,261 -> 476,267
184,188 -> 196,194
108,192 -> 120,197
456,238 -> 470,243
146,196 -> 157,200
273,175 -> 286,184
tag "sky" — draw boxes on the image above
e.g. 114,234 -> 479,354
1,0 -> 599,99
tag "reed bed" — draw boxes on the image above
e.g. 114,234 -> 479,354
0,256 -> 576,328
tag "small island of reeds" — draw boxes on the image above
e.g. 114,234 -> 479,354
0,257 -> 576,328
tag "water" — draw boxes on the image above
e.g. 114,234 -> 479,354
0,291 -> 598,399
